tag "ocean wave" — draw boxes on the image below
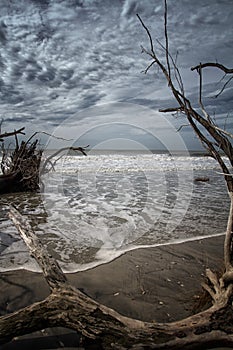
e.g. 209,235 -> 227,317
0,154 -> 230,273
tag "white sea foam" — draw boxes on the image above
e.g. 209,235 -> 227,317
0,153 -> 230,273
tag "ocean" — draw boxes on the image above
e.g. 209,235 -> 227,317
0,151 -> 230,273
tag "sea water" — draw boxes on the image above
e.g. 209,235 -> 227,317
0,152 -> 230,273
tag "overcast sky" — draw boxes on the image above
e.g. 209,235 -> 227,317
0,0 -> 233,151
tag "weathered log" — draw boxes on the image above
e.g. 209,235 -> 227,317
1,207 -> 233,349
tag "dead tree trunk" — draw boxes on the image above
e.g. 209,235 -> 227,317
1,206 -> 233,349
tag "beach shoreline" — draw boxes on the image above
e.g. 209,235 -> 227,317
0,235 -> 228,349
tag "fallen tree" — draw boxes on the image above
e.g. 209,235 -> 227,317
1,1 -> 233,349
1,136 -> 43,193
0,128 -> 87,194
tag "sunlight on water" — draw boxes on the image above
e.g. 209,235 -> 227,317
0,153 -> 230,272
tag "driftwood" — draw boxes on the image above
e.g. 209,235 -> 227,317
0,126 -> 88,194
0,206 -> 233,349
0,127 -> 42,193
0,138 -> 42,193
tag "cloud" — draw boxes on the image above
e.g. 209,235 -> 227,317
0,20 -> 7,44
0,0 -> 232,151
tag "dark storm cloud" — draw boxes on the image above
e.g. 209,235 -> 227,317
0,21 -> 7,44
79,92 -> 106,109
0,0 -> 232,150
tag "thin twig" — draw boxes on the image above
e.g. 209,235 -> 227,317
176,124 -> 190,132
197,63 -> 211,122
137,14 -> 155,56
164,0 -> 171,84
215,75 -> 233,98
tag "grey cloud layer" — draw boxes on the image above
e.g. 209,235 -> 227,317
0,0 -> 232,147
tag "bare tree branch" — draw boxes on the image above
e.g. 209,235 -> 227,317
164,0 -> 171,84
41,145 -> 89,174
215,75 -> 233,98
191,62 -> 233,74
176,124 -> 190,132
156,39 -> 185,94
159,107 -> 184,113
197,63 -> 212,122
0,127 -> 25,141
137,12 -> 233,175
212,125 -> 233,140
141,59 -> 156,74
26,130 -> 73,144
137,14 -> 155,57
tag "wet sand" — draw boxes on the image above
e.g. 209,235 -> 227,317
0,235 -> 230,349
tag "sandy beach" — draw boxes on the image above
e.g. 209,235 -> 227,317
0,235 -> 229,349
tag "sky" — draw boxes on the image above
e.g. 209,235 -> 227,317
0,0 -> 233,151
